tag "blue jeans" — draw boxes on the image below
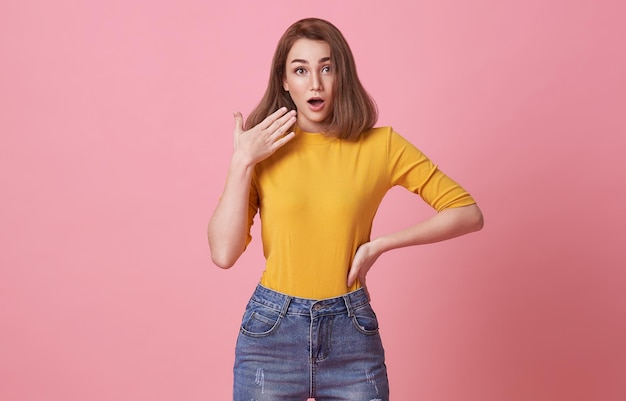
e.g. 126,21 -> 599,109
234,284 -> 389,401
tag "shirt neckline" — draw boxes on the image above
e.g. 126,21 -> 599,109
294,126 -> 337,144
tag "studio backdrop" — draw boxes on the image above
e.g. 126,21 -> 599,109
1,1 -> 624,400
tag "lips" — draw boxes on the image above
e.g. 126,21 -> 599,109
307,97 -> 325,111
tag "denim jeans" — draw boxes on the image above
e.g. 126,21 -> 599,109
234,284 -> 389,401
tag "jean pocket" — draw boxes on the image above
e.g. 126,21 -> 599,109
351,304 -> 380,335
240,301 -> 282,337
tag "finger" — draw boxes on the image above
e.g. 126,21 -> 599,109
358,272 -> 371,300
269,110 -> 296,133
269,130 -> 296,151
267,115 -> 296,142
233,111 -> 244,134
360,274 -> 367,291
347,264 -> 359,287
259,107 -> 289,130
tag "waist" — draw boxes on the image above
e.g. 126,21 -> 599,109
249,283 -> 370,316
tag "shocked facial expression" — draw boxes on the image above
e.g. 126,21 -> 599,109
283,39 -> 334,133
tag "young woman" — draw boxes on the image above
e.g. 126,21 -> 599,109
208,17 -> 484,401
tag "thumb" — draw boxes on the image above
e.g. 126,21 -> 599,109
347,263 -> 359,287
233,111 -> 244,134
232,111 -> 244,149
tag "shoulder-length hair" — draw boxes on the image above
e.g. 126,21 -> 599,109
245,18 -> 378,141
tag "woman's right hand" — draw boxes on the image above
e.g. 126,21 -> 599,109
233,107 -> 297,166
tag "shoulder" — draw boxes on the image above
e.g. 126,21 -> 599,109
362,126 -> 393,137
359,126 -> 415,148
361,126 -> 412,140
358,126 -> 394,144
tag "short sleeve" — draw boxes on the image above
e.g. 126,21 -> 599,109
387,129 -> 476,211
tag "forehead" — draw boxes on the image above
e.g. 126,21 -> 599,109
287,39 -> 331,62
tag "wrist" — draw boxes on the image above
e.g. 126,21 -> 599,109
230,150 -> 256,172
368,237 -> 388,256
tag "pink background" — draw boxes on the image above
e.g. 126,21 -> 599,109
1,0 -> 625,400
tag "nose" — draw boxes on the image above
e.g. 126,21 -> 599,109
310,71 -> 322,91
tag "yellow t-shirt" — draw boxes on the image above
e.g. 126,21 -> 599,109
247,126 -> 475,299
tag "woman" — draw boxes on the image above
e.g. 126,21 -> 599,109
208,17 -> 484,401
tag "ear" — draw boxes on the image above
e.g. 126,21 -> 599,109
283,79 -> 289,92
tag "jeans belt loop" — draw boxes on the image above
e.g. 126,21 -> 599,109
342,293 -> 354,317
279,295 -> 292,318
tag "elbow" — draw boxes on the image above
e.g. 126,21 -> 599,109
211,253 -> 236,269
208,241 -> 243,269
207,227 -> 244,269
468,204 -> 484,232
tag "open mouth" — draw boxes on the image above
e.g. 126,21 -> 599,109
307,97 -> 324,106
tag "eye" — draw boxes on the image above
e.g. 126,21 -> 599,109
295,67 -> 307,75
321,65 -> 332,73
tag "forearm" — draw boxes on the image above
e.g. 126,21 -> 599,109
208,108 -> 297,268
370,204 -> 484,255
207,153 -> 256,268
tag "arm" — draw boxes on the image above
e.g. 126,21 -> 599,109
207,108 -> 296,268
347,203 -> 484,288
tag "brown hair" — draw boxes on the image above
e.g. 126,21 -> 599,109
245,18 -> 378,140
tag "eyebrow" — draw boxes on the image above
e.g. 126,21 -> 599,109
290,56 -> 331,64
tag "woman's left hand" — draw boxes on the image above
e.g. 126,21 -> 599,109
347,241 -> 382,299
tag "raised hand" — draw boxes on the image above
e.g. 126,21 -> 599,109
233,107 -> 297,166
